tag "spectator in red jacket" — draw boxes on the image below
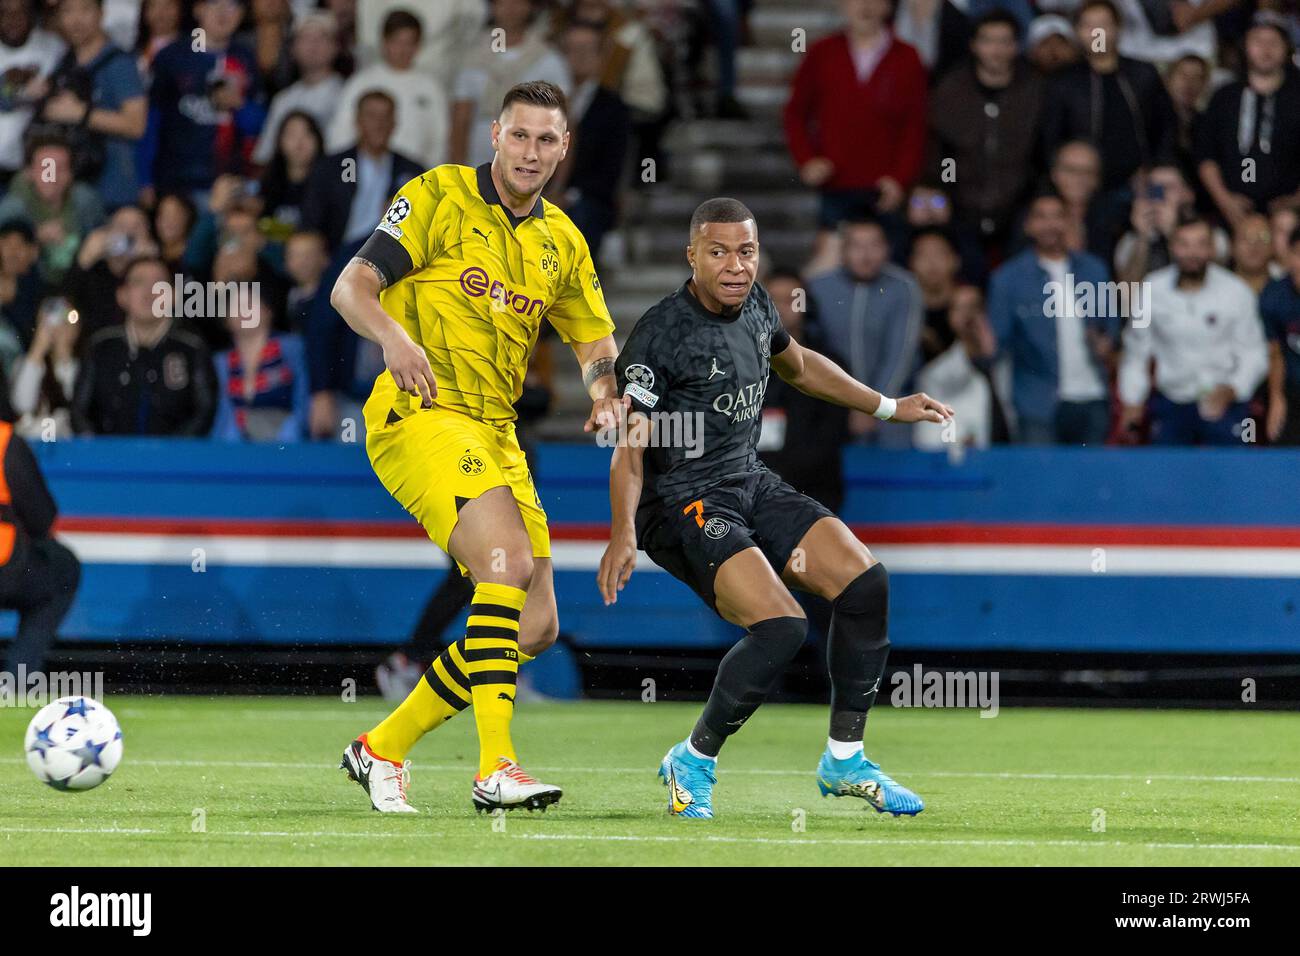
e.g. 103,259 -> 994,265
784,0 -> 928,274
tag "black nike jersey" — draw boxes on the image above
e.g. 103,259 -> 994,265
615,279 -> 791,530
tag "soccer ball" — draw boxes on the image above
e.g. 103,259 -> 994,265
24,696 -> 123,791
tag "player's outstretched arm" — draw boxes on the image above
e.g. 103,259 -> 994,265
598,413 -> 652,606
771,339 -> 954,424
331,257 -> 437,407
572,334 -> 629,434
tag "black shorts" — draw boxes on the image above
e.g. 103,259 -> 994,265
638,468 -> 836,610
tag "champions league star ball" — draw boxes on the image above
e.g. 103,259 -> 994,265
24,696 -> 123,791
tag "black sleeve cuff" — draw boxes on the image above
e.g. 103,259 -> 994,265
355,230 -> 415,287
770,323 -> 792,357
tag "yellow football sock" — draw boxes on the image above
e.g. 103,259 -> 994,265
464,581 -> 526,777
365,640 -> 472,762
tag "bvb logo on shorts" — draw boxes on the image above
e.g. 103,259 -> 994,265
703,517 -> 731,539
459,454 -> 486,477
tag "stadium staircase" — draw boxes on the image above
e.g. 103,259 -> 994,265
539,0 -> 839,436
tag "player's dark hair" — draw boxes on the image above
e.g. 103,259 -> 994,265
1073,0 -> 1121,27
382,9 -> 423,40
500,80 -> 569,121
689,197 -> 756,239
972,9 -> 1021,42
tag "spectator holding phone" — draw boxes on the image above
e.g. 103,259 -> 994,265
1113,164 -> 1204,284
65,203 -> 159,349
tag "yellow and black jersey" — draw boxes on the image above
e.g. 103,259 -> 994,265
358,162 -> 614,428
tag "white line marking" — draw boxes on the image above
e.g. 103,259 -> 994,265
1,757 -> 1295,784
57,532 -> 1300,576
0,826 -> 1295,852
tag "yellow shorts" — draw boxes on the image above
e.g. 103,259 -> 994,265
364,399 -> 550,575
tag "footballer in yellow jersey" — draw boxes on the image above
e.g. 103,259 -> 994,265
332,81 -> 625,813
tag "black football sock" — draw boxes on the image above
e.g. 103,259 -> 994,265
689,616 -> 807,757
827,564 -> 890,745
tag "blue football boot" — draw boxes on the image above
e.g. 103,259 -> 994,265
817,749 -> 925,816
658,740 -> 717,819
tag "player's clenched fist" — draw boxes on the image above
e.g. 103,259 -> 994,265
598,531 -> 638,606
380,325 -> 438,408
891,392 -> 955,424
584,394 -> 630,434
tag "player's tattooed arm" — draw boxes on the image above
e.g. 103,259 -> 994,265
350,256 -> 389,291
571,334 -> 627,433
583,356 -> 615,390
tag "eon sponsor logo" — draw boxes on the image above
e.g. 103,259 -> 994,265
0,668 -> 103,708
50,886 -> 151,937
459,267 -> 545,317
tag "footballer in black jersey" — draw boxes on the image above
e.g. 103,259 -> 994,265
599,199 -> 953,819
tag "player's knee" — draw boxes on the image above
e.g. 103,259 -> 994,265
833,564 -> 889,640
477,546 -> 533,590
520,612 -> 558,656
749,615 -> 808,664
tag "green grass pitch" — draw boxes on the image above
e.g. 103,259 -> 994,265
2,697 -> 1298,866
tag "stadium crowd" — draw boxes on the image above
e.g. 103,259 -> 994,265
0,0 -> 1296,452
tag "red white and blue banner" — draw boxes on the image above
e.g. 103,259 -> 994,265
14,439 -> 1300,653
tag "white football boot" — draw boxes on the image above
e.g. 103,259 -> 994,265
340,735 -> 418,813
472,758 -> 563,813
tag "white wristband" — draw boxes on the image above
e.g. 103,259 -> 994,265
872,395 -> 896,421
